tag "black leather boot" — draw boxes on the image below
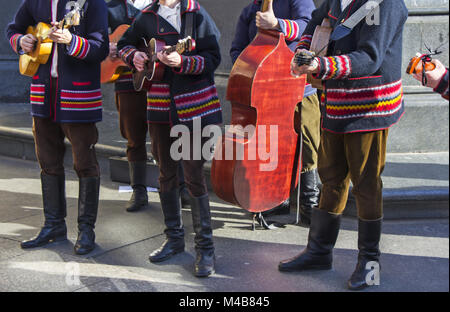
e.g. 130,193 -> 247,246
279,208 -> 341,272
191,194 -> 215,277
299,169 -> 321,226
348,218 -> 382,290
149,189 -> 185,263
74,176 -> 100,255
126,161 -> 149,212
262,199 -> 291,217
21,173 -> 67,249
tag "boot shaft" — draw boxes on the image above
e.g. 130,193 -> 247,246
41,173 -> 66,225
190,194 -> 214,252
159,189 -> 184,239
307,208 -> 341,256
77,176 -> 100,230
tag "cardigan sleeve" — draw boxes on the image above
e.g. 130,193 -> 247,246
117,14 -> 143,68
296,0 -> 329,51
5,0 -> 35,55
313,0 -> 408,80
173,6 -> 221,76
434,68 -> 449,101
230,4 -> 253,65
277,0 -> 314,46
66,0 -> 109,63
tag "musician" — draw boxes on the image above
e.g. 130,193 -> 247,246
6,0 -> 109,255
230,0 -> 320,224
106,0 -> 152,212
412,59 -> 449,100
117,0 -> 221,277
280,0 -> 408,290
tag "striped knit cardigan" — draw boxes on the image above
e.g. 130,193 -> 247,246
434,68 -> 449,101
6,0 -> 109,123
117,0 -> 222,128
297,0 -> 408,133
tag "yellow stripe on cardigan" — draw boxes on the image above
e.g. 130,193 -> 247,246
61,100 -> 102,105
177,99 -> 219,114
327,93 -> 403,111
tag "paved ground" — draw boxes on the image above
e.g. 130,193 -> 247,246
0,155 -> 448,292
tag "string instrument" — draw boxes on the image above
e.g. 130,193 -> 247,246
406,53 -> 436,75
132,36 -> 196,91
101,25 -> 130,83
211,0 -> 306,214
19,9 -> 81,77
294,19 -> 332,90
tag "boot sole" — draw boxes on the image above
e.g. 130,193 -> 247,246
126,203 -> 149,212
278,263 -> 332,272
195,268 -> 215,278
149,248 -> 184,263
21,235 -> 67,249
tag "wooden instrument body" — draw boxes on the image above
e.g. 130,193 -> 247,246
211,29 -> 306,212
101,24 -> 130,84
307,18 -> 332,89
406,54 -> 436,75
132,38 -> 166,91
19,23 -> 53,77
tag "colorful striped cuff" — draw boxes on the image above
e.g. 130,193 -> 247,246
174,55 -> 205,75
278,19 -> 300,41
296,35 -> 312,51
119,46 -> 138,67
315,55 -> 352,80
9,33 -> 22,54
67,35 -> 90,59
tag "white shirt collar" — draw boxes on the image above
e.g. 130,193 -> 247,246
127,0 -> 152,10
158,2 -> 181,32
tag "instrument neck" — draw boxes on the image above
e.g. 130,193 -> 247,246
261,0 -> 270,12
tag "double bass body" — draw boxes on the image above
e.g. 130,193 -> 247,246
211,28 -> 306,213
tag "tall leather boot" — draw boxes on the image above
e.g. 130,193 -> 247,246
299,169 -> 320,226
348,218 -> 382,290
279,208 -> 341,272
21,173 -> 67,249
74,176 -> 100,255
191,194 -> 215,278
149,189 -> 185,262
126,161 -> 148,212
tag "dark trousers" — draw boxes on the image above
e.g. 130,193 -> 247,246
148,123 -> 207,197
32,117 -> 100,178
115,91 -> 148,162
317,129 -> 388,220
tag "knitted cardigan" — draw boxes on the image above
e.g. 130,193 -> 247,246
297,0 -> 408,133
230,0 -> 317,98
107,0 -> 142,93
117,0 -> 222,128
434,68 -> 449,101
6,0 -> 109,123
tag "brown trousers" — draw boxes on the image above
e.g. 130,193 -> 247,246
296,93 -> 321,173
115,91 -> 148,162
148,123 -> 207,197
317,129 -> 388,220
32,117 -> 100,178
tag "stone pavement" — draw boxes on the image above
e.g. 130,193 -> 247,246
0,155 -> 448,292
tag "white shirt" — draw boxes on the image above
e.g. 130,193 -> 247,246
341,0 -> 353,10
158,2 -> 181,33
51,0 -> 59,78
128,0 -> 152,10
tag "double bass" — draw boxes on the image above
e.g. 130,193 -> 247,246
211,0 -> 306,218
